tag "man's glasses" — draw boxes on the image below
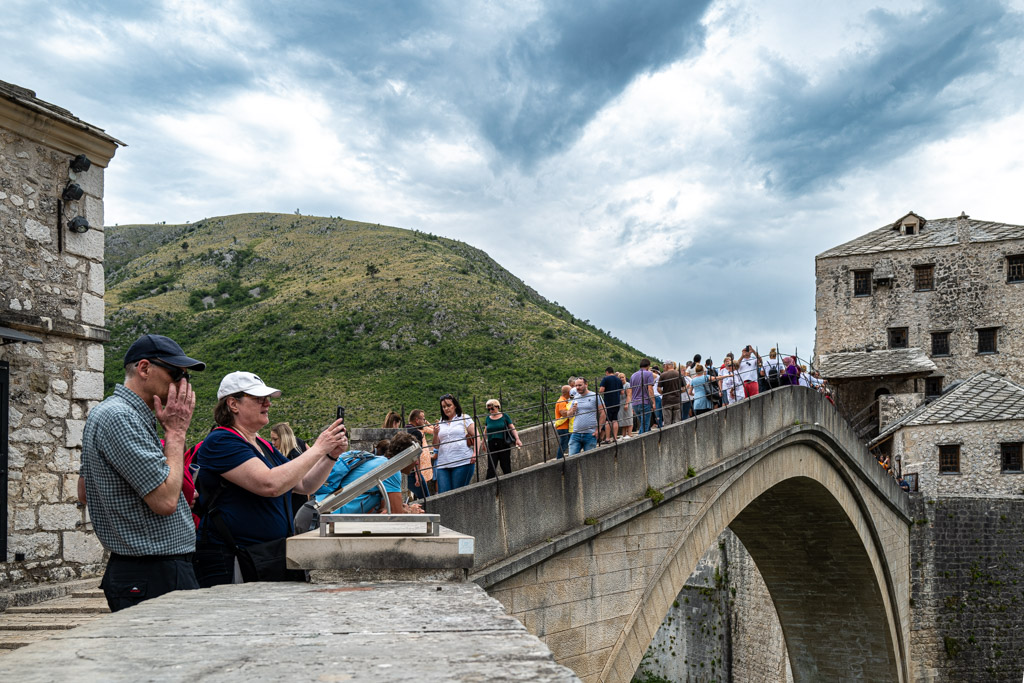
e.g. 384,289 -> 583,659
148,358 -> 190,383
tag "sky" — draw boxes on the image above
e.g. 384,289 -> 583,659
4,0 -> 1024,366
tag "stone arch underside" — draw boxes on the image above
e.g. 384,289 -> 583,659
602,440 -> 906,682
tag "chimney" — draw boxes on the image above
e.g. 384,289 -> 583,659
956,211 -> 971,244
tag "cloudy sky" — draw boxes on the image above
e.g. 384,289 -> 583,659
4,0 -> 1024,364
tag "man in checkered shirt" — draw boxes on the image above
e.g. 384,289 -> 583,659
80,334 -> 205,612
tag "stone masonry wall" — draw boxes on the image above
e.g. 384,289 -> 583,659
1,124 -> 107,587
896,420 -> 1024,497
908,495 -> 1024,682
815,229 -> 1024,389
639,528 -> 793,683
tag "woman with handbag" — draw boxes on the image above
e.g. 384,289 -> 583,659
430,394 -> 477,493
483,399 -> 521,478
194,371 -> 347,586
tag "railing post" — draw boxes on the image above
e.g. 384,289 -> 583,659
542,385 -> 548,463
473,395 -> 480,483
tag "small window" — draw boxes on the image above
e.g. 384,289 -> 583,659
853,270 -> 872,297
888,327 -> 909,349
904,473 -> 919,492
978,327 -> 998,354
925,377 -> 943,397
931,331 -> 950,357
939,444 -> 961,474
913,264 -> 934,291
1002,443 -> 1023,473
1008,255 -> 1024,284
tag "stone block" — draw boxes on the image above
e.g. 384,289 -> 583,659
74,165 -> 104,198
544,625 -> 586,660
23,472 -> 61,503
579,440 -> 647,521
8,532 -> 59,560
24,218 -> 52,244
65,419 -> 86,448
43,392 -> 70,418
13,507 -> 36,530
80,293 -> 104,326
64,227 -> 103,260
286,526 -> 474,571
87,262 -> 105,295
50,378 -> 69,394
71,370 -> 104,400
83,194 -> 104,229
85,342 -> 104,370
10,427 -> 53,444
585,615 -> 627,651
38,504 -> 80,530
498,458 -> 583,557
62,531 -> 105,564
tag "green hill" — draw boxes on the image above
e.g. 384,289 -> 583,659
104,213 -> 651,442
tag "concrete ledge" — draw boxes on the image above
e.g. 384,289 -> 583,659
0,577 -> 100,613
287,525 -> 475,570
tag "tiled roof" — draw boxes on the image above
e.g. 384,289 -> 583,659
816,348 -> 937,380
0,79 -> 124,146
817,215 -> 1024,259
870,371 -> 1024,445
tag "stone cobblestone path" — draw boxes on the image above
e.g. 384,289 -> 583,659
0,581 -> 106,655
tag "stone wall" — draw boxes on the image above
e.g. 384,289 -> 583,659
908,495 -> 1024,681
896,420 -> 1024,497
879,393 -> 925,430
639,528 -> 792,683
815,224 -> 1024,389
1,86 -> 117,588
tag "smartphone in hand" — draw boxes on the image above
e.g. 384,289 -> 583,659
336,406 -> 346,424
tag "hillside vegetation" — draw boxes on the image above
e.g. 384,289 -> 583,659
104,213 -> 650,442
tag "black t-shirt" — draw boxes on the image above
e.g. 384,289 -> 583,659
599,375 -> 624,407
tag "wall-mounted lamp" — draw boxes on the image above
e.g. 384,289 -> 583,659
68,216 -> 90,233
62,183 -> 84,201
70,154 -> 92,173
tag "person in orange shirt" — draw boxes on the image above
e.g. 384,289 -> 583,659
554,385 -> 572,459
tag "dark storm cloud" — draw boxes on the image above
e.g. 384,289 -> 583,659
748,0 -> 1022,194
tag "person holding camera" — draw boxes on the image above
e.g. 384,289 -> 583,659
193,371 -> 348,586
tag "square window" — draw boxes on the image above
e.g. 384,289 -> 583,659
853,270 -> 872,296
1002,442 -> 1023,473
914,264 -> 935,291
1008,255 -> 1024,284
925,377 -> 943,397
904,473 -> 919,492
888,327 -> 909,349
978,327 -> 998,354
939,444 -> 960,474
931,331 -> 950,357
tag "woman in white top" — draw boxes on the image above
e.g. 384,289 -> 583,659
718,360 -> 746,403
431,394 -> 478,493
616,372 -> 634,438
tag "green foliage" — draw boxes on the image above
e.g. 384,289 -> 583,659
104,212 -> 652,443
686,466 -> 696,478
645,486 -> 664,506
584,517 -> 598,526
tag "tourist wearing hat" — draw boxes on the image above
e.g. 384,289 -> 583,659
80,334 -> 206,612
193,371 -> 348,586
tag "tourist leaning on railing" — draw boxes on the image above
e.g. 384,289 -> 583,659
431,394 -> 478,494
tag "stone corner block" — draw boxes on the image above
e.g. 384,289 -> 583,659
71,370 -> 105,400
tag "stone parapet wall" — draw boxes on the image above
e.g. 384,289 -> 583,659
896,420 -> 1024,497
1,91 -> 114,587
908,495 -> 1024,681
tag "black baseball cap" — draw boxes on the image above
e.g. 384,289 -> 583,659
123,334 -> 206,370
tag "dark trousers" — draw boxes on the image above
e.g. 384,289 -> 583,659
101,553 -> 198,612
486,446 -> 512,478
407,472 -> 430,500
194,542 -> 236,588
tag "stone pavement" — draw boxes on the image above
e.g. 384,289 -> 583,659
0,578 -> 107,655
0,580 -> 580,681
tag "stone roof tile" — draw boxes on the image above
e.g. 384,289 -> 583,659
870,371 -> 1024,445
817,216 -> 1024,259
817,348 -> 937,380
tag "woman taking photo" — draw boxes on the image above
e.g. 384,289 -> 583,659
483,399 -> 522,478
430,394 -> 477,493
194,371 -> 347,586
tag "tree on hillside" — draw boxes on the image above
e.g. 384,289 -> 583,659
365,263 -> 380,279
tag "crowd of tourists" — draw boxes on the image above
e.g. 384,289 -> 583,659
78,332 -> 834,613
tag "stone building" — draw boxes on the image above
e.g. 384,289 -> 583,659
1,80 -> 121,587
814,211 -> 1024,427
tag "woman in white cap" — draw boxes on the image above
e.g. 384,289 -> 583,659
194,371 -> 348,586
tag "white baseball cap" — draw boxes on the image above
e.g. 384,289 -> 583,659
217,371 -> 282,400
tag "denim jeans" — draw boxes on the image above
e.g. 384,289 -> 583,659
634,402 -> 653,433
556,430 -> 570,459
654,396 -> 663,428
568,432 -> 598,455
436,462 -> 475,493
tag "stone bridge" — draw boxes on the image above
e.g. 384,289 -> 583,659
423,387 -> 912,682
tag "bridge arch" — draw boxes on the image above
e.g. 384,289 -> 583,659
602,435 -> 908,682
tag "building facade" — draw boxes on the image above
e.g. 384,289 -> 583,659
1,80 -> 121,587
815,212 -> 1024,426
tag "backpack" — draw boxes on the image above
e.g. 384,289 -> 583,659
705,367 -> 721,402
293,451 -> 378,532
767,363 -> 781,388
